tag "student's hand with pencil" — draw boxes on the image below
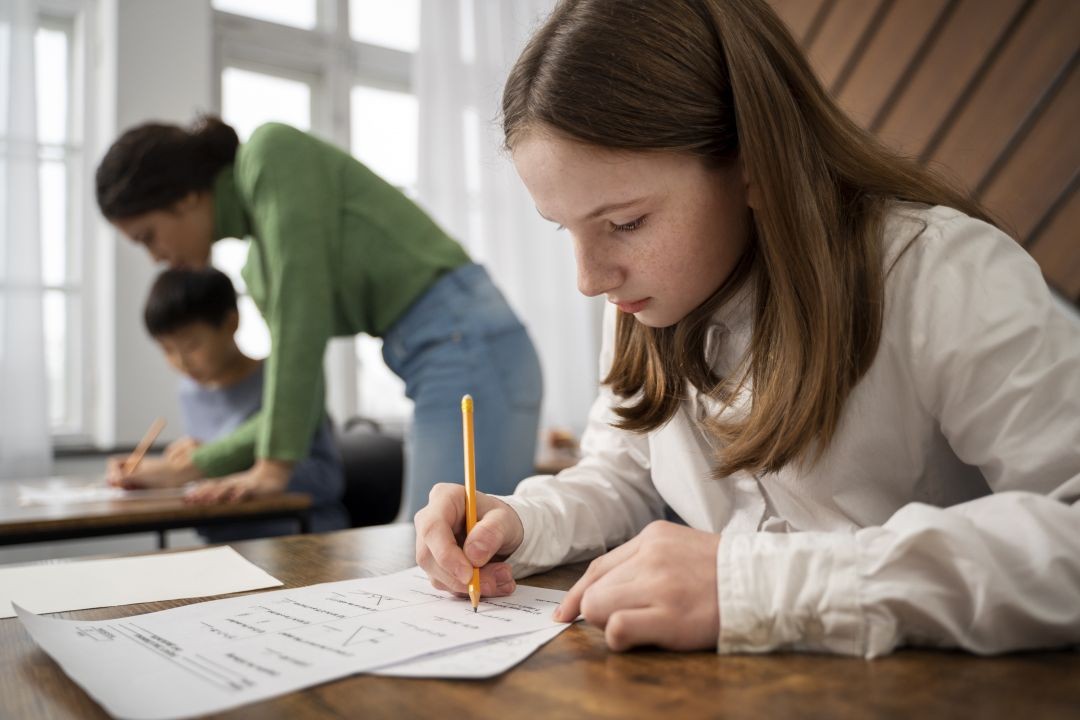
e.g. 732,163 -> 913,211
164,436 -> 201,466
553,521 -> 721,652
106,454 -> 202,489
185,458 -> 292,504
415,483 -> 524,598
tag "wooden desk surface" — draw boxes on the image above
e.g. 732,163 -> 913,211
2,524 -> 1078,719
0,477 -> 312,544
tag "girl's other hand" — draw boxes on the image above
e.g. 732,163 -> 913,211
555,521 -> 722,651
414,483 -> 524,599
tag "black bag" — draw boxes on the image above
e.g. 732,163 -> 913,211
336,417 -> 404,527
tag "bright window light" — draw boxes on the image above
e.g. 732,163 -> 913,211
221,67 -> 312,141
350,85 -> 418,189
212,0 -> 316,30
349,0 -> 419,51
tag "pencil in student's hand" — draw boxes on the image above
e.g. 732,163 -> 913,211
461,395 -> 481,612
124,417 -> 166,475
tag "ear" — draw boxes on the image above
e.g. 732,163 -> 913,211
738,158 -> 763,211
172,191 -> 200,214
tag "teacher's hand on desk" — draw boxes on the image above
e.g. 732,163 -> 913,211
185,458 -> 293,504
106,453 -> 202,489
415,483 -> 523,599
554,521 -> 721,652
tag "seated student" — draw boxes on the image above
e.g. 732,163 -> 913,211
108,267 -> 348,541
414,0 -> 1080,657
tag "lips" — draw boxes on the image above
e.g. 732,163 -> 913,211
612,297 -> 650,314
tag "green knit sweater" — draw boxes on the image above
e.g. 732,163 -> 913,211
192,123 -> 469,477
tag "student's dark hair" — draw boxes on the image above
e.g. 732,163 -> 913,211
144,267 -> 238,337
96,115 -> 239,220
502,0 -> 994,478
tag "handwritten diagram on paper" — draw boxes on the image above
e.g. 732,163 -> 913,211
17,568 -> 571,720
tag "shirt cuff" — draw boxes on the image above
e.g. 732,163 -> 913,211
716,531 -> 866,656
496,493 -> 556,579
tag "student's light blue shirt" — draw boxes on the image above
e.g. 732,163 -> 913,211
179,363 -> 348,540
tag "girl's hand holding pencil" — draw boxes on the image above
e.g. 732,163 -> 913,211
414,484 -> 524,599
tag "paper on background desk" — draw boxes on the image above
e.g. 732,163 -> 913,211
1,546 -> 282,618
16,567 -> 571,720
17,482 -> 189,506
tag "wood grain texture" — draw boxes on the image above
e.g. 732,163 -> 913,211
3,525 -> 1079,720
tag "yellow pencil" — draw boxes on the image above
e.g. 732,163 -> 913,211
462,394 -> 481,612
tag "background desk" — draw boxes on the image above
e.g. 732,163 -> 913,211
0,477 -> 312,548
3,523 -> 1078,719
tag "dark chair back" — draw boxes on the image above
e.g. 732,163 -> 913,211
336,417 -> 404,527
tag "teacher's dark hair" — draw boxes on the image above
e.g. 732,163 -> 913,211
96,115 -> 239,220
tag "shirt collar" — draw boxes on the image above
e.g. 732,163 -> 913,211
212,166 -> 250,240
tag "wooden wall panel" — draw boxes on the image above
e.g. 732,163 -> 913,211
979,63 -> 1080,240
806,0 -> 889,90
874,0 -> 1026,157
834,0 -> 951,125
769,0 -> 1080,303
925,0 -> 1078,191
1030,187 -> 1080,298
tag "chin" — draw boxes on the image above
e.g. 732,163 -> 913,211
630,310 -> 682,329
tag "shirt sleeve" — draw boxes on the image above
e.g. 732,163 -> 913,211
237,125 -> 336,464
500,303 -> 667,578
716,211 -> 1080,657
191,412 -> 260,477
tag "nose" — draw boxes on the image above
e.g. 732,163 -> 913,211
574,235 -> 623,298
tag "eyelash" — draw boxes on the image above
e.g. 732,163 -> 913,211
611,216 -> 646,233
552,216 -> 647,233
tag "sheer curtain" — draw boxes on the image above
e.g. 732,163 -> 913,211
416,0 -> 604,436
0,0 -> 52,478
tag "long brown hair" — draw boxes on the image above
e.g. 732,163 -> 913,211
502,0 -> 994,477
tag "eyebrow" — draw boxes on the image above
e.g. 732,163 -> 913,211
536,197 -> 648,224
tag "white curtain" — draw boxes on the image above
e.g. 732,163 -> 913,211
0,0 -> 52,479
416,0 -> 604,436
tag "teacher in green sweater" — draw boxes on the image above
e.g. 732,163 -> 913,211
96,116 -> 543,518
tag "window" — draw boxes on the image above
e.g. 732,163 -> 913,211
34,14 -> 87,439
212,0 -> 316,30
213,0 -> 419,425
215,66 -> 314,360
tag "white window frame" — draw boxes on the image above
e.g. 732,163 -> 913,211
212,1 -> 414,426
36,0 -> 97,446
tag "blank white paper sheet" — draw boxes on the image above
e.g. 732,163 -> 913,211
0,546 -> 283,618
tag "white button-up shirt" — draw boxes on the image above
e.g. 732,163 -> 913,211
501,204 -> 1080,657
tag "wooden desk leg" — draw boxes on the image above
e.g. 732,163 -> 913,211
157,530 -> 167,549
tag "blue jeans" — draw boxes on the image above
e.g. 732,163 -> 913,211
382,263 -> 543,518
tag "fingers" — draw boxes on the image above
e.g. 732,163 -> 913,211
415,485 -> 523,597
554,537 -> 641,622
105,457 -> 128,486
185,478 -> 250,505
575,564 -> 648,628
462,505 -> 516,566
429,562 -> 517,598
604,607 -> 671,652
415,484 -> 472,587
